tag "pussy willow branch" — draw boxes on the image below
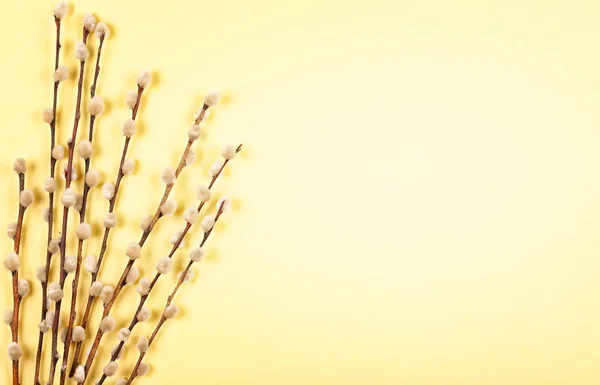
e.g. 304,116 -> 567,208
125,204 -> 227,385
96,145 -> 242,385
48,27 -> 90,385
10,172 -> 27,385
59,33 -> 106,385
78,106 -> 210,385
68,85 -> 144,378
33,15 -> 63,385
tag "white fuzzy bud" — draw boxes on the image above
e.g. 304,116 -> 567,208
186,148 -> 196,166
178,268 -> 195,283
136,307 -> 151,322
122,119 -> 136,137
95,21 -> 109,38
136,70 -> 152,88
64,256 -> 77,274
99,316 -> 116,333
39,320 -> 51,333
7,342 -> 22,361
73,366 -> 85,383
77,140 -> 93,159
189,247 -> 204,262
76,222 -> 91,240
221,144 -> 237,160
83,13 -> 96,32
84,255 -> 97,273
4,309 -> 13,325
19,189 -> 34,208
43,108 -> 54,123
4,252 -> 19,272
48,238 -> 60,255
7,222 -> 17,239
75,41 -> 89,61
36,266 -> 47,282
126,242 -> 141,260
139,215 -> 152,231
17,279 -> 29,297
125,91 -> 138,109
88,95 -> 104,116
54,65 -> 69,83
117,328 -> 130,342
126,266 -> 140,284
62,187 -> 77,207
170,229 -> 184,248
161,167 -> 176,184
137,362 -> 150,376
111,344 -> 124,359
52,145 -> 65,160
217,196 -> 233,213
183,206 -> 198,224
100,285 -> 114,304
102,182 -> 115,200
160,200 -> 177,216
72,326 -> 85,342
137,336 -> 149,352
63,165 -> 77,183
122,158 -> 135,175
204,92 -> 220,107
188,124 -> 201,141
44,177 -> 57,193
89,281 -> 103,297
104,212 -> 117,228
137,278 -> 151,296
210,160 -> 223,176
201,215 -> 216,232
156,257 -> 172,275
85,169 -> 100,188
13,158 -> 26,174
164,304 -> 179,319
48,282 -> 64,302
103,361 -> 118,377
53,1 -> 69,19
116,379 -> 127,385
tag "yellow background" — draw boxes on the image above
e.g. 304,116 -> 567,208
1,0 -> 600,384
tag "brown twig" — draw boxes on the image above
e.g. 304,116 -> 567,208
96,145 -> 242,385
59,33 -> 106,385
33,16 -> 62,385
47,28 -> 90,385
78,106 -> 211,385
125,204 -> 227,385
68,85 -> 144,378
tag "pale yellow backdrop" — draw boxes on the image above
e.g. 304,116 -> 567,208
1,0 -> 600,384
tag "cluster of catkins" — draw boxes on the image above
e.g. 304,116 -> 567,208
3,2 -> 241,385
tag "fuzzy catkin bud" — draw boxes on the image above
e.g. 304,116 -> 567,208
126,242 -> 141,260
137,307 -> 151,322
76,222 -> 92,240
186,148 -> 196,166
125,91 -> 138,109
84,255 -> 97,273
156,257 -> 172,275
188,124 -> 201,141
160,200 -> 177,216
83,13 -> 96,32
75,41 -> 89,61
43,107 -> 54,123
218,196 -> 233,212
95,22 -> 109,38
162,167 -> 176,184
204,92 -> 220,107
36,266 -> 47,282
53,1 -> 69,20
52,145 -> 65,160
103,361 -> 118,377
116,379 -> 127,385
201,215 -> 216,232
85,169 -> 100,188
64,256 -> 77,274
221,144 -> 237,160
62,187 -> 77,207
48,282 -> 64,302
184,206 -> 198,224
4,252 -> 19,272
164,304 -> 179,319
178,268 -> 195,283
54,65 -> 68,83
137,278 -> 151,296
122,158 -> 135,175
7,342 -> 22,361
44,177 -> 57,193
48,239 -> 60,255
89,281 -> 103,297
7,222 -> 17,239
137,362 -> 150,376
77,140 -> 93,159
137,336 -> 149,352
88,95 -> 104,116
126,266 -> 140,284
190,247 -> 204,262
3,309 -> 13,325
136,70 -> 152,88
73,366 -> 85,383
102,182 -> 115,200
139,215 -> 152,231
20,189 -> 34,208
72,326 -> 85,342
118,328 -> 131,342
210,160 -> 223,176
100,285 -> 114,304
170,229 -> 184,248
99,316 -> 116,333
13,158 -> 26,174
122,119 -> 136,137
18,279 -> 29,297
104,212 -> 117,228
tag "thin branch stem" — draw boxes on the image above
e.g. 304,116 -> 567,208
33,16 -> 62,385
